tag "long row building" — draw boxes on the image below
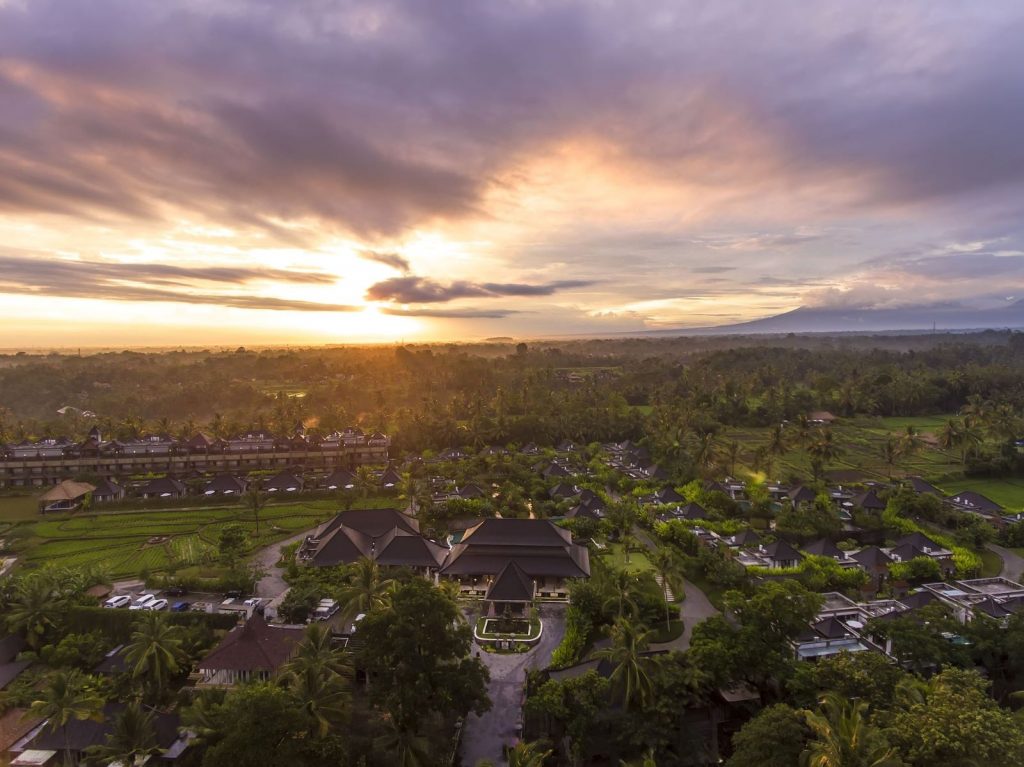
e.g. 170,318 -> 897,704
0,426 -> 389,489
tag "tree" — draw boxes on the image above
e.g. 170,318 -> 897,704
807,428 -> 844,482
279,623 -> 352,738
185,683 -> 314,767
728,703 -> 810,767
592,618 -> 657,710
84,701 -> 158,767
337,557 -> 394,621
124,611 -> 186,702
525,671 -> 610,763
245,481 -> 266,537
867,603 -> 968,673
6,574 -> 65,649
880,435 -> 901,480
801,693 -> 902,767
603,569 -> 642,620
357,578 -> 490,734
355,465 -> 377,499
373,719 -> 433,767
218,524 -> 248,568
649,547 -> 681,631
788,651 -> 905,712
28,669 -> 104,767
506,740 -> 553,767
884,668 -> 1024,767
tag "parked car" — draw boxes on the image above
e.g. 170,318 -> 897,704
165,586 -> 187,596
224,589 -> 243,599
103,595 -> 131,609
171,601 -> 191,612
129,594 -> 157,610
147,598 -> 169,611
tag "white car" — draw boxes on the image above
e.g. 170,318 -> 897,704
129,594 -> 157,610
104,595 -> 131,609
146,598 -> 169,611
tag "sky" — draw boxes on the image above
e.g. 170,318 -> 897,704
1,0 -> 1024,346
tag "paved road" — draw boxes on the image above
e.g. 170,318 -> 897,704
987,543 -> 1024,583
459,603 -> 566,766
253,528 -> 315,598
634,525 -> 721,651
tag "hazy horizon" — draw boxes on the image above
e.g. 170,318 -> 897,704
2,1 -> 1024,345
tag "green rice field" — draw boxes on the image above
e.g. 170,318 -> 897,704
0,496 -> 395,578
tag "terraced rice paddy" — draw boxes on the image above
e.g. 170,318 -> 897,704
3,497 -> 395,578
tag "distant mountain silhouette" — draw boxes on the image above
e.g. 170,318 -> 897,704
642,300 -> 1024,336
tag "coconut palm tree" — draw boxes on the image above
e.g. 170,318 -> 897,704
373,720 -> 432,767
767,423 -> 790,464
880,435 -> 901,481
800,692 -> 902,767
338,557 -> 395,620
602,570 -> 641,620
897,425 -> 925,459
282,662 -> 351,738
124,612 -> 186,702
807,428 -> 844,482
83,700 -> 158,767
355,465 -> 377,499
28,669 -> 104,766
6,574 -> 63,649
506,739 -> 553,767
593,618 -> 657,710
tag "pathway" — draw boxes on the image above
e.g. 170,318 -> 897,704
459,603 -> 566,766
987,543 -> 1024,583
634,525 -> 721,651
253,528 -> 315,598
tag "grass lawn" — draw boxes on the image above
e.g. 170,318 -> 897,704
648,618 -> 684,644
980,548 -> 1004,578
933,478 -> 1024,512
599,542 -> 654,574
3,496 -> 393,579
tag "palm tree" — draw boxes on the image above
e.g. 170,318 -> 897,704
283,662 -> 351,738
593,618 -> 657,710
937,417 -> 964,458
6,575 -> 63,649
282,622 -> 353,679
767,423 -> 789,464
124,612 -> 186,701
338,557 -> 394,620
602,570 -> 641,620
506,739 -> 553,767
801,693 -> 902,767
373,720 -> 432,767
880,435 -> 901,480
84,701 -> 158,767
807,428 -> 844,482
28,669 -> 104,766
897,425 -> 924,459
723,439 -> 742,475
649,547 -> 681,632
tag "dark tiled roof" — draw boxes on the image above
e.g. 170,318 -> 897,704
899,590 -> 938,610
140,477 -> 186,495
909,477 -> 944,497
323,469 -> 355,489
441,519 -> 590,578
894,532 -> 944,552
32,703 -> 182,752
202,474 -> 247,494
852,488 -> 886,510
788,485 -> 817,504
303,508 -> 441,568
265,471 -> 303,491
0,660 -> 30,690
949,490 -> 1002,513
485,561 -> 535,602
851,546 -> 893,569
813,616 -> 853,639
197,616 -> 303,673
762,540 -> 802,562
678,502 -> 707,520
91,477 -> 123,498
803,539 -> 844,559
729,530 -> 761,547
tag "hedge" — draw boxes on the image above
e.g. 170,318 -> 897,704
65,606 -> 239,643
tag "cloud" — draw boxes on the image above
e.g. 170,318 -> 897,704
381,306 -> 520,319
366,276 -> 594,304
691,266 -> 736,274
0,253 -> 357,312
358,250 -> 411,273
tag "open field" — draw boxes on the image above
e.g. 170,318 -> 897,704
598,542 -> 653,574
724,414 -> 973,487
2,496 -> 396,579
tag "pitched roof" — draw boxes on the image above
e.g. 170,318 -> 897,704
38,480 -> 95,502
0,708 -> 42,753
265,471 -> 303,491
803,538 -> 844,559
0,660 -> 30,690
0,635 -> 26,664
851,488 -> 886,510
91,477 -> 123,497
301,508 -> 442,568
140,477 -> 186,495
909,477 -> 944,497
31,703 -> 183,753
202,474 -> 247,494
678,501 -> 707,520
762,539 -> 802,562
949,490 -> 1003,513
788,485 -> 817,504
441,519 -> 590,578
485,561 -> 535,602
812,616 -> 853,639
899,590 -> 938,611
323,469 -> 355,489
197,616 -> 303,673
729,530 -> 762,547
894,531 -> 944,552
851,546 -> 893,568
